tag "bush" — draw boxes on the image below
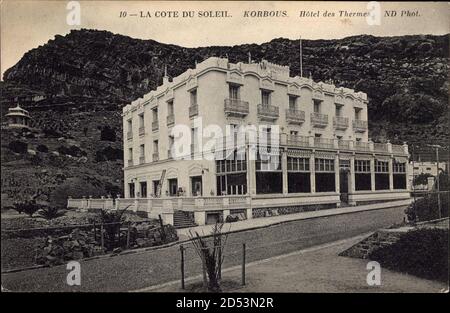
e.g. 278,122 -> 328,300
8,140 -> 28,154
405,192 -> 449,222
13,201 -> 43,217
57,145 -> 86,157
95,146 -> 123,162
100,126 -> 116,142
369,228 -> 449,282
36,144 -> 49,153
36,207 -> 67,220
49,177 -> 107,208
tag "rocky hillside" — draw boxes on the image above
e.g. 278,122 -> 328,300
1,29 -> 448,204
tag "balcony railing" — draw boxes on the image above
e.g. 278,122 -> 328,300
314,137 -> 334,149
152,153 -> 159,162
138,126 -> 145,136
127,131 -> 133,140
373,143 -> 388,152
353,119 -> 367,132
189,104 -> 198,117
152,121 -> 159,131
167,114 -> 175,126
224,99 -> 249,117
338,140 -> 351,150
286,109 -> 305,124
127,159 -> 133,167
139,156 -> 145,164
333,116 -> 349,130
310,112 -> 328,128
257,104 -> 279,121
392,144 -> 405,154
354,141 -> 370,151
287,135 -> 309,147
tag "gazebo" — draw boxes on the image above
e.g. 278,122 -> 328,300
5,104 -> 31,129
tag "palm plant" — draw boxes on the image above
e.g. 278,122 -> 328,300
188,223 -> 229,292
99,205 -> 130,249
36,207 -> 66,220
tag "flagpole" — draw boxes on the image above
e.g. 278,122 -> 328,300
299,36 -> 303,78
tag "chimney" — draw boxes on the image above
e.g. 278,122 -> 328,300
163,65 -> 169,84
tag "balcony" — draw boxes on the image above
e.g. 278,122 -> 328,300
373,143 -> 388,152
286,109 -> 305,124
167,114 -> 175,126
392,144 -> 405,154
127,131 -> 133,140
333,117 -> 349,130
127,159 -> 133,167
138,126 -> 145,136
353,119 -> 367,132
287,134 -> 309,147
257,104 -> 279,121
354,141 -> 370,151
189,104 -> 198,118
139,156 -> 145,164
224,99 -> 249,117
152,153 -> 159,162
314,137 -> 334,149
338,140 -> 351,150
152,121 -> 159,131
310,112 -> 328,128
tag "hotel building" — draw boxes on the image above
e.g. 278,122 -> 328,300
117,57 -> 410,226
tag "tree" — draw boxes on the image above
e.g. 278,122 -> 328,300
412,173 -> 433,186
8,140 -> 27,154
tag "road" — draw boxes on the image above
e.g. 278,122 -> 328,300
2,205 -> 407,292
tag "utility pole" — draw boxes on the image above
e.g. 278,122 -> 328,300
428,144 -> 442,219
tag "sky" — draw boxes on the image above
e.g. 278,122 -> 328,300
1,1 -> 449,79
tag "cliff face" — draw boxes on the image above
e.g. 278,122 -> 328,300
3,30 -> 448,139
0,29 -> 448,204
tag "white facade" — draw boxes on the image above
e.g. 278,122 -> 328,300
120,57 -> 411,225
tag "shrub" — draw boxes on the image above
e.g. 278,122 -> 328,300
57,145 -> 86,157
8,140 -> 27,154
36,207 -> 67,220
405,192 -> 449,222
36,144 -> 49,153
13,201 -> 43,217
100,206 -> 130,250
95,146 -> 123,162
49,177 -> 107,208
100,126 -> 116,142
369,228 -> 449,282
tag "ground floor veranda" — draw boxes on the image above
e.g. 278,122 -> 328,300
68,145 -> 411,226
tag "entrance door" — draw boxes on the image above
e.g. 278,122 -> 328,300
339,169 -> 349,204
191,176 -> 203,196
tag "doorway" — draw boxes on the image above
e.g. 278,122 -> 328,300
168,178 -> 178,196
339,169 -> 349,205
191,176 -> 203,196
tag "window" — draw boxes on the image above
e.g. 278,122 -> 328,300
261,90 -> 271,106
289,96 -> 297,110
153,140 -> 159,154
314,133 -> 322,138
127,119 -> 133,132
190,89 -> 197,105
393,162 -> 406,173
140,182 -> 147,198
229,85 -> 240,99
128,148 -> 133,161
337,135 -> 343,140
355,160 -> 370,172
290,130 -> 298,137
138,113 -> 144,128
355,137 -> 362,142
287,157 -> 310,172
375,160 -> 389,173
335,105 -> 343,117
129,183 -> 135,198
354,107 -> 362,120
152,108 -> 158,121
315,158 -> 335,172
313,100 -> 321,113
139,145 -> 145,162
167,100 -> 174,116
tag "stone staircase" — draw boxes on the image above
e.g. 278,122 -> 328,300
173,210 -> 197,229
